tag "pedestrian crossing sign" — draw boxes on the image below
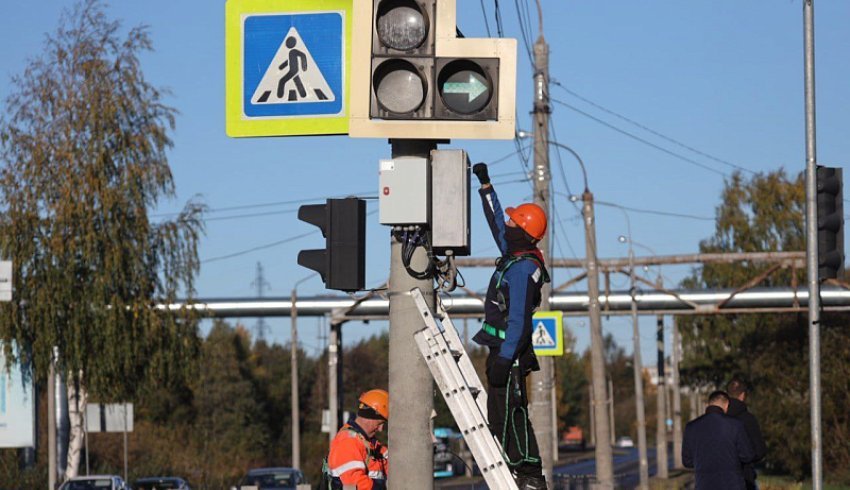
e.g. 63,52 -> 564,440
531,311 -> 564,356
225,0 -> 351,137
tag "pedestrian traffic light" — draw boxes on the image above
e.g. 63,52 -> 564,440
349,0 -> 516,139
297,198 -> 366,291
817,166 -> 843,280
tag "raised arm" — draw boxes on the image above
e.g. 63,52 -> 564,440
473,163 -> 508,255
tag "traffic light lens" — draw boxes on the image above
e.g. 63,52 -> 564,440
373,60 -> 426,114
438,60 -> 492,115
376,0 -> 428,51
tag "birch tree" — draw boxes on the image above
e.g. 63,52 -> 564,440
0,0 -> 204,478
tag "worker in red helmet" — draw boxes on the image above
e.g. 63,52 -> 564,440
471,162 -> 550,490
324,389 -> 389,489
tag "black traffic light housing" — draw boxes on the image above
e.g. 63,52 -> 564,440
297,198 -> 366,292
817,165 -> 843,280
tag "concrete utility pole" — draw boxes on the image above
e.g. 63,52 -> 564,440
655,305 -> 668,479
802,2 -> 823,488
671,317 -> 683,468
582,192 -> 614,488
327,322 -> 342,443
626,242 -> 649,489
290,288 -> 301,470
607,377 -> 615,446
530,30 -> 555,484
387,140 -> 435,489
589,384 -> 596,446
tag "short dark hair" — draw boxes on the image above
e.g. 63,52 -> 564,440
708,390 -> 730,405
726,375 -> 749,398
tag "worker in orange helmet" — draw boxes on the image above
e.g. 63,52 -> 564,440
471,162 -> 550,490
324,389 -> 389,489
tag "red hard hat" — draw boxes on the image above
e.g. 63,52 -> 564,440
505,203 -> 547,240
359,389 -> 389,420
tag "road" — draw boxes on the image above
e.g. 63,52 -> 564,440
436,446 -> 677,489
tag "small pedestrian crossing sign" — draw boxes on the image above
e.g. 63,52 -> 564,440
532,311 -> 564,356
226,0 -> 352,137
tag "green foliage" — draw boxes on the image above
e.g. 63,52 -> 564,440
554,327 -> 586,433
0,0 -> 204,399
678,170 -> 850,483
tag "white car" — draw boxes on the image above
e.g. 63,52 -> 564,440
59,475 -> 130,490
615,436 -> 635,448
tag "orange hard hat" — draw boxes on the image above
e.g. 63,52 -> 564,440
506,203 -> 547,240
359,389 -> 389,420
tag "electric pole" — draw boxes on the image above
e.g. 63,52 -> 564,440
627,244 -> 649,489
608,377 -> 615,446
530,32 -> 555,485
583,192 -> 614,488
671,316 -> 683,468
290,288 -> 300,470
251,262 -> 271,342
803,1 -> 823,488
387,140 -> 435,490
48,364 -> 56,490
655,280 -> 668,478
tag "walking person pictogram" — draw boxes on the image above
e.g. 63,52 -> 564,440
250,25 -> 336,105
277,36 -> 308,100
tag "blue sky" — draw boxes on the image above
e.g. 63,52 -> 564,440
1,1 -> 848,363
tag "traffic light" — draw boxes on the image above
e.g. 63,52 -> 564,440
817,166 -> 843,280
297,198 -> 366,291
349,0 -> 516,139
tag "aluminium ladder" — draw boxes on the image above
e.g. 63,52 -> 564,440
410,288 -> 519,490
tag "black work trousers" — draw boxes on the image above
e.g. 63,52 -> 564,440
486,348 -> 543,477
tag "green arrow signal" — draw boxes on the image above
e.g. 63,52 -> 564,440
443,76 -> 488,102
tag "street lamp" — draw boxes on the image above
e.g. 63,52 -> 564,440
290,272 -> 317,470
619,234 -> 669,479
517,135 -> 617,485
616,217 -> 650,489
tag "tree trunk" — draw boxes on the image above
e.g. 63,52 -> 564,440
65,374 -> 88,480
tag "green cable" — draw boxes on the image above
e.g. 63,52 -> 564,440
499,370 -> 541,466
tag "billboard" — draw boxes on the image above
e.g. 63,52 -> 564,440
0,345 -> 35,448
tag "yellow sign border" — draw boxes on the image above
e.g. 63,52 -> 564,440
532,311 -> 564,357
225,0 -> 351,137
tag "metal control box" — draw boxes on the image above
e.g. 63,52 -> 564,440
430,149 -> 470,255
379,156 -> 429,225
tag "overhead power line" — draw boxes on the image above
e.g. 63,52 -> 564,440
479,0 -> 492,36
552,81 -> 754,175
551,98 -> 729,177
153,190 -> 373,219
202,230 -> 316,264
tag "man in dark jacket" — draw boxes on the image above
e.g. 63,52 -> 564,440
470,162 -> 550,490
727,376 -> 767,490
683,390 -> 755,490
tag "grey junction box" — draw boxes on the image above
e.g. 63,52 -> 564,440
379,156 -> 429,225
430,149 -> 470,255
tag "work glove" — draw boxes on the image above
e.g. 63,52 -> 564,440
487,355 -> 513,387
472,162 -> 490,185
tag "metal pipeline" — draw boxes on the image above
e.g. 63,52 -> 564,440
164,286 -> 850,318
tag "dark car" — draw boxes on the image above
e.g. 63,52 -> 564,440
133,477 -> 191,490
235,467 -> 306,490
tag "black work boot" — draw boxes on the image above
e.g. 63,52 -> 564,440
515,474 -> 548,490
